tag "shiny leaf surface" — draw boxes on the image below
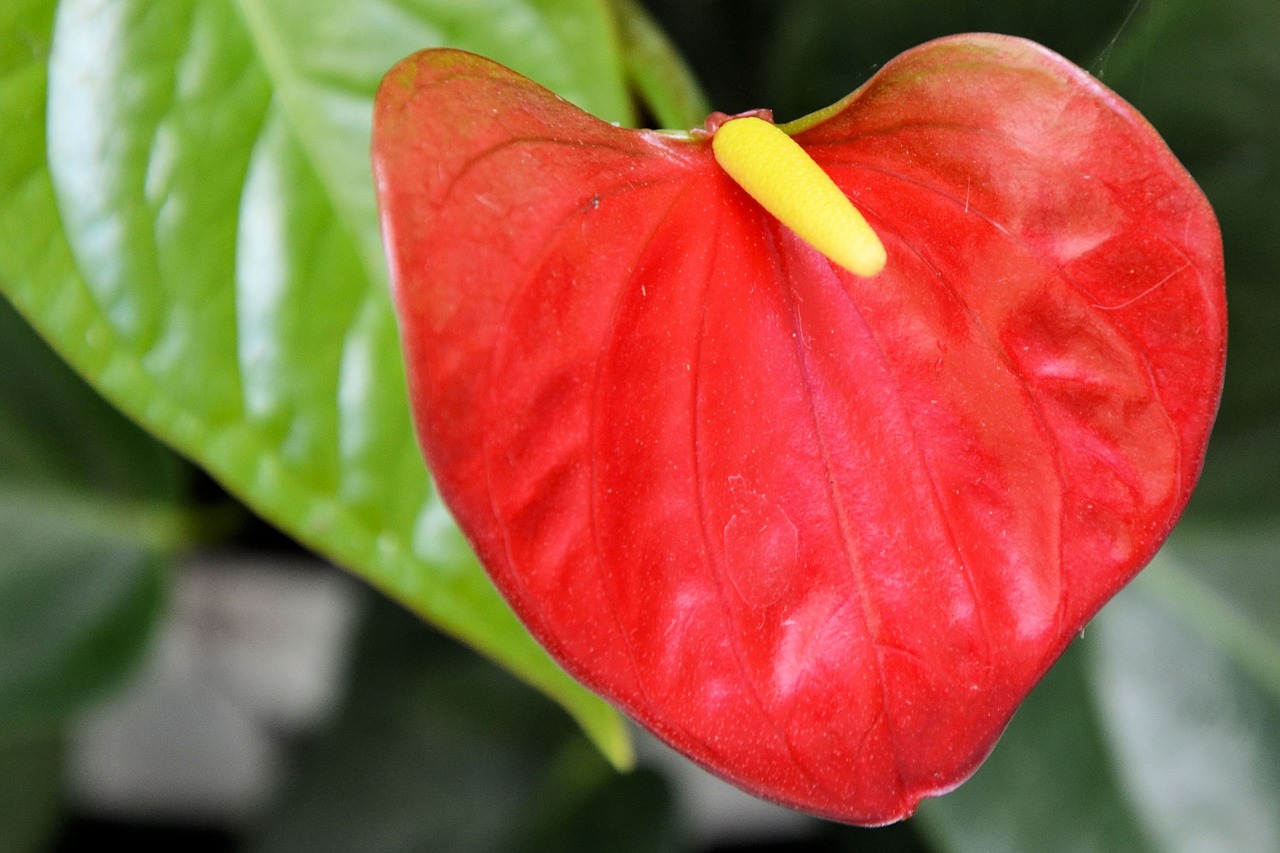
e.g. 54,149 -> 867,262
0,0 -> 637,765
374,35 -> 1224,823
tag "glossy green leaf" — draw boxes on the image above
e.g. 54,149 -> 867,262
0,0 -> 175,725
0,0 -> 632,764
248,601 -> 679,853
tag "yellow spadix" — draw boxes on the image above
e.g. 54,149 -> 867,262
712,116 -> 886,278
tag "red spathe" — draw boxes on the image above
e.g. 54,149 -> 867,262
372,34 -> 1225,824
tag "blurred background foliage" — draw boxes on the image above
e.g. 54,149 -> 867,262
1,0 -> 1278,851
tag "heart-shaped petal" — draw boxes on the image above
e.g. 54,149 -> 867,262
372,34 -> 1225,824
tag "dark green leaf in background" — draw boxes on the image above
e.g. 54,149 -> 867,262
1153,528 -> 1280,708
608,0 -> 710,129
0,190 -> 184,853
909,544 -> 1280,853
1089,564 -> 1280,852
0,11 -> 188,851
0,731 -> 62,853
247,600 -> 681,853
636,0 -> 780,117
0,295 -> 184,725
760,0 -> 1138,120
0,275 -> 194,853
643,0 -> 1136,120
916,641 -> 1155,853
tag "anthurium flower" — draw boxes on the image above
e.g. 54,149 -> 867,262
371,34 -> 1225,824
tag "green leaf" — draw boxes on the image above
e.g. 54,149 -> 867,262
1145,527 -> 1280,715
1089,566 -> 1280,852
0,531 -> 163,724
0,0 -> 630,765
248,601 -> 679,853
607,0 -> 710,129
1183,422 -> 1280,528
0,33 -> 183,853
501,759 -> 681,853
